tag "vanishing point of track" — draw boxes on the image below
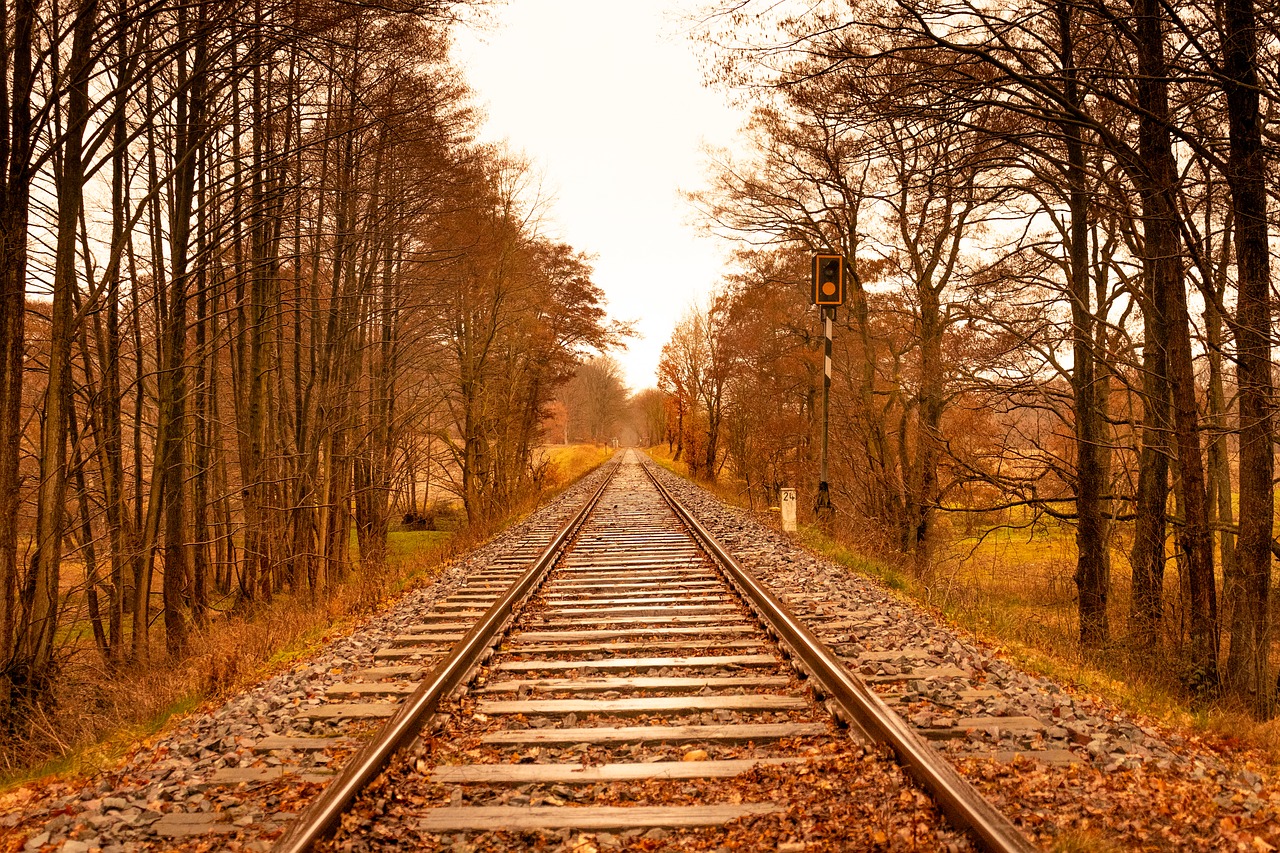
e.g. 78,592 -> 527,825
274,451 -> 1036,852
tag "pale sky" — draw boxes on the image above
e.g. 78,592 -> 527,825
450,1 -> 744,392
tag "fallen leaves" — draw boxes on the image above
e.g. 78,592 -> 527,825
569,835 -> 599,853
959,753 -> 1280,851
349,746 -> 972,852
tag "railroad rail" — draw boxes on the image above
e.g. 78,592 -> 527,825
274,450 -> 1036,852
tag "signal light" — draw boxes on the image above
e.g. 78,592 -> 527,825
812,254 -> 845,306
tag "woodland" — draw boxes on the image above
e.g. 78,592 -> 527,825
654,0 -> 1278,717
0,0 -> 627,760
1,0 -> 1278,782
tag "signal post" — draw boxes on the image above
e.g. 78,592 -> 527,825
811,254 -> 844,521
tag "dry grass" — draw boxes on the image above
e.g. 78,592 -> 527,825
1,445 -> 615,788
538,443 -> 615,487
645,445 -> 751,508
641,447 -> 1280,767
1,541 -> 451,786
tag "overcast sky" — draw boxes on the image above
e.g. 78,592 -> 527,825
450,1 -> 745,391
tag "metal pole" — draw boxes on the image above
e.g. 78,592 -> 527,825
816,306 -> 833,519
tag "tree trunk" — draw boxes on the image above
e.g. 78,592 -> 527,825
1129,298 -> 1169,647
157,2 -> 210,656
1059,0 -> 1108,647
100,1 -> 133,662
69,403 -> 107,657
19,0 -> 100,699
908,283 -> 944,580
1132,0 -> 1217,680
1221,0 -> 1274,715
0,0 -> 37,710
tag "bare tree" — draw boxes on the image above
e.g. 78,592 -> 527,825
561,356 -> 629,444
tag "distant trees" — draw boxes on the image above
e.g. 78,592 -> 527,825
424,160 -> 620,521
629,388 -> 669,448
0,0 -> 616,722
690,0 -> 1277,712
658,298 -> 737,479
708,253 -> 815,509
559,356 -> 630,445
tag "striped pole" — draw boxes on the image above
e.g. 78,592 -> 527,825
817,306 -> 833,518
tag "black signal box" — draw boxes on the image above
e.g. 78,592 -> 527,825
812,254 -> 845,306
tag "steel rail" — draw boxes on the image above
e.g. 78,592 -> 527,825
643,463 -> 1038,853
273,462 -> 618,853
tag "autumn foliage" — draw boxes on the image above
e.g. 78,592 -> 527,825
675,0 -> 1277,714
0,0 -> 620,742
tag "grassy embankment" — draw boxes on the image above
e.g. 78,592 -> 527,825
1,443 -> 614,789
644,444 -> 1280,763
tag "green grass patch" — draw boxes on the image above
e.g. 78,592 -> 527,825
799,528 -> 909,592
139,693 -> 204,737
388,529 -> 451,558
262,621 -> 336,671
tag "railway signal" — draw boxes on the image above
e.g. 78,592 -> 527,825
811,253 -> 845,520
812,253 -> 845,306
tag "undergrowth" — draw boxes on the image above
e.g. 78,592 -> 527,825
0,445 -> 614,789
642,446 -> 1280,768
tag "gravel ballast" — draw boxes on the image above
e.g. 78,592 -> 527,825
3,463 -> 618,853
5,455 -> 1279,852
644,460 -> 1280,851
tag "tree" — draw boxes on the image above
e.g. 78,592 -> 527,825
658,298 -> 735,480
562,356 -> 629,444
1,0 -> 50,711
0,0 -> 626,735
629,388 -> 669,448
695,0 -> 1277,706
1219,0 -> 1274,714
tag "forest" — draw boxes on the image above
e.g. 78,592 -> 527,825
0,0 -> 627,759
653,0 -> 1278,716
2,0 -> 1278,782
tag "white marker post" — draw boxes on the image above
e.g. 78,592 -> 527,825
780,488 -> 797,533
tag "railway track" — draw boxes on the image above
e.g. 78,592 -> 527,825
11,450 -> 1269,852
273,451 -> 1036,852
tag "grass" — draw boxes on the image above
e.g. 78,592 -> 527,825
3,693 -> 206,789
645,444 -> 748,508
642,445 -> 1280,767
0,444 -> 615,790
799,529 -> 911,593
387,529 -> 451,559
845,524 -> 1280,754
1,585 -> 366,787
932,519 -> 1084,662
539,443 -> 615,485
